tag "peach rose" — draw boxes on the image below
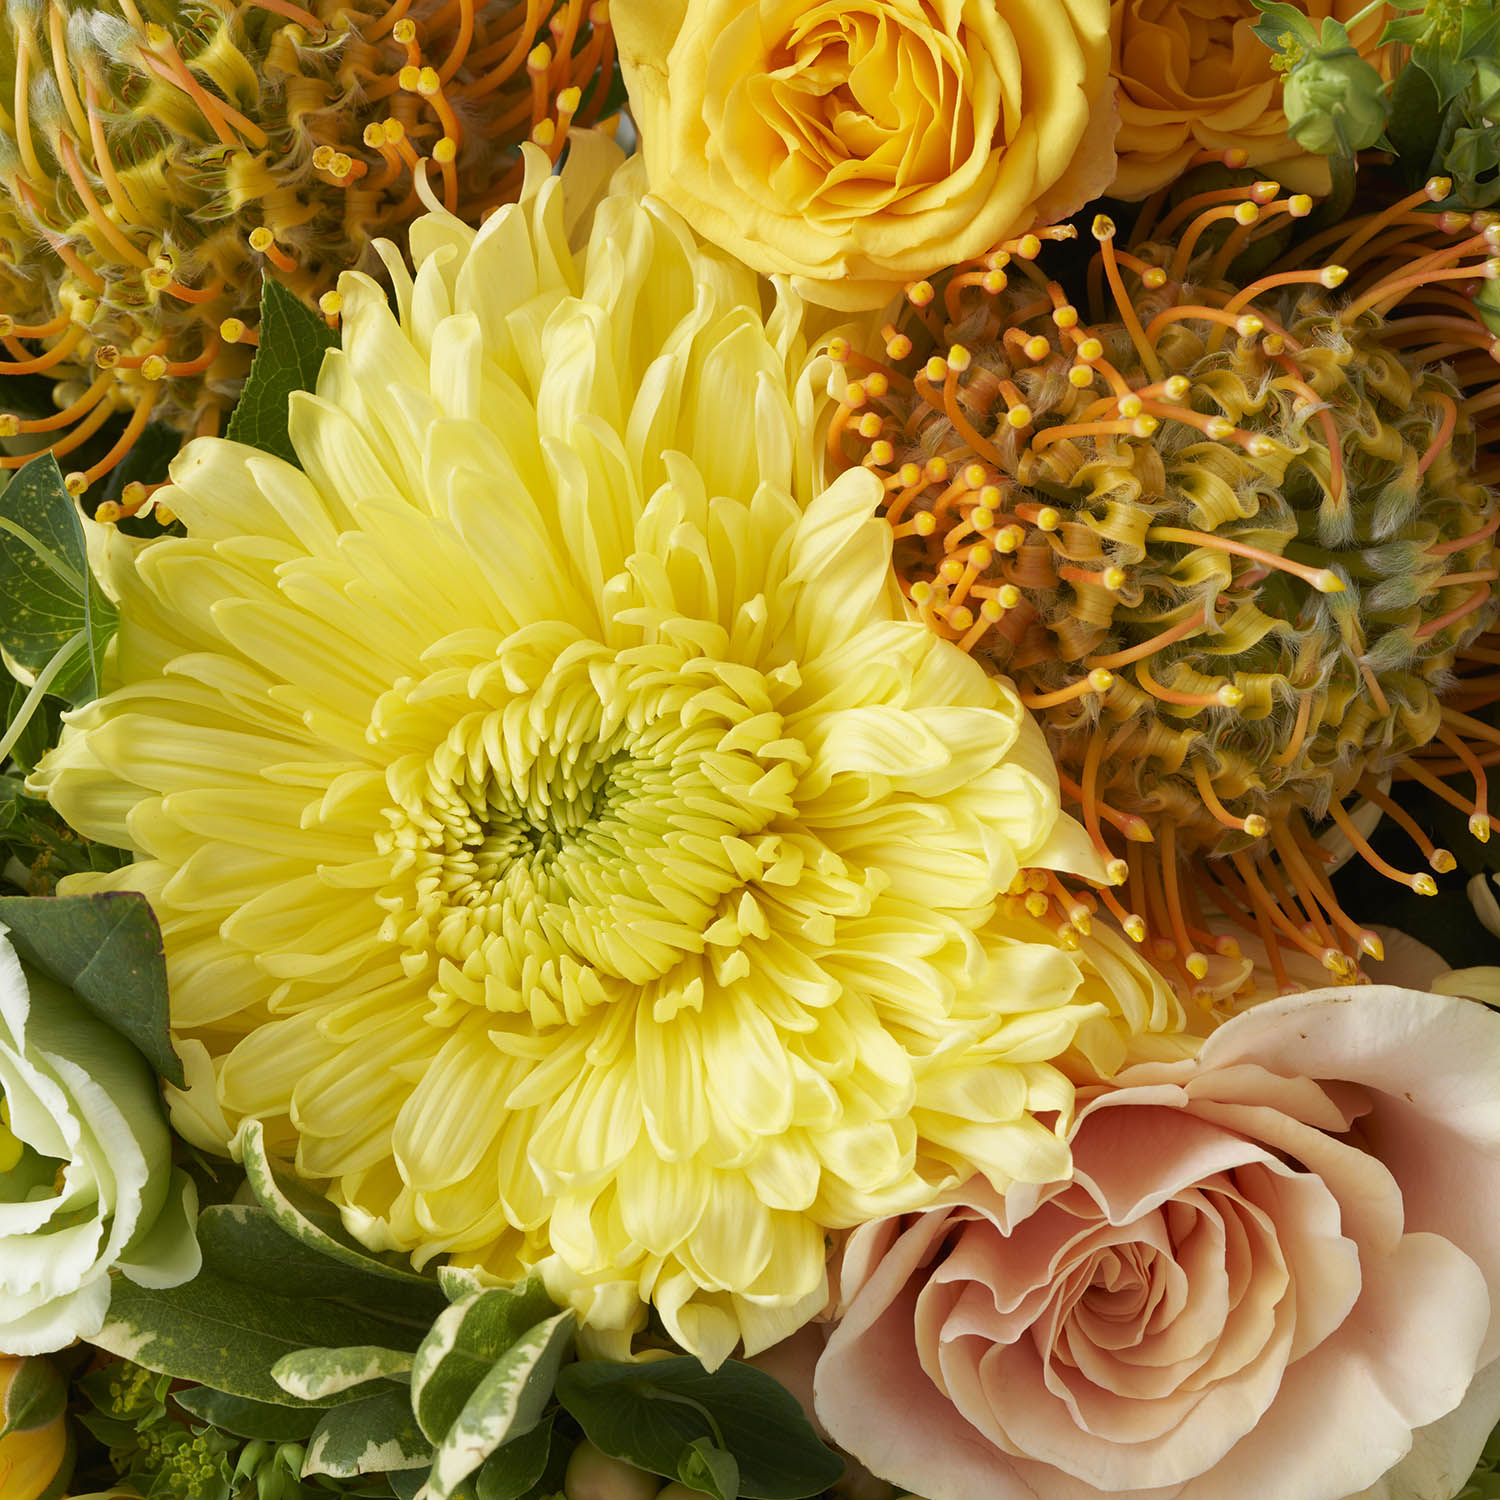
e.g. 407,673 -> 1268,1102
814,986 -> 1500,1500
1109,0 -> 1390,199
612,0 -> 1120,309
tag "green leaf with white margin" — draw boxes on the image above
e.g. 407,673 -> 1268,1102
0,890 -> 183,1086
239,1119 -> 441,1287
173,1387 -> 325,1441
556,1357 -> 844,1500
302,1385 -> 433,1478
425,1310 -> 575,1500
472,1410 -> 557,1500
96,1261 -> 429,1406
224,275 -> 338,467
391,1472 -> 479,1500
272,1345 -> 415,1402
411,1278 -> 560,1443
198,1202 -> 445,1325
0,452 -> 117,708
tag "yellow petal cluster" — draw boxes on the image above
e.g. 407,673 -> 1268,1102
31,141 -> 1178,1365
1109,0 -> 1391,198
612,0 -> 1120,310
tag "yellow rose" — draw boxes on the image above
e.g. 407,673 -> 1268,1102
1109,0 -> 1390,199
613,0 -> 1119,309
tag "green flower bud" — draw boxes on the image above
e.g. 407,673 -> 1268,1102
1283,49 -> 1389,152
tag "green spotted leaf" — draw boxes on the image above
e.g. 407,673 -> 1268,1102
302,1385 -> 433,1478
173,1387 -> 324,1442
94,1262 -> 420,1406
473,1410 -> 558,1500
239,1119 -> 441,1289
0,453 -> 116,717
411,1279 -> 560,1444
224,275 -> 338,466
272,1344 -> 416,1403
426,1311 -> 575,1500
196,1202 -> 446,1326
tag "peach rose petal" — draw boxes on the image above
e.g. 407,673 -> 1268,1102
816,987 -> 1500,1500
1195,986 -> 1500,1359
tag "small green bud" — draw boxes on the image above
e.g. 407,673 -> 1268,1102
1283,50 -> 1389,152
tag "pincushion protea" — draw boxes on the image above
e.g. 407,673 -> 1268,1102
826,174 -> 1500,996
0,0 -> 612,515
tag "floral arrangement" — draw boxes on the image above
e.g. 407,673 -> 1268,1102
2,1 -> 1500,1498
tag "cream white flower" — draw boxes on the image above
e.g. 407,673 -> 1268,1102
33,143 -> 1178,1364
0,926 -> 199,1354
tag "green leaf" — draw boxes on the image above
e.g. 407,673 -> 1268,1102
197,1203 -> 447,1326
473,1411 -> 557,1500
679,1438 -> 739,1500
1,1349 -> 67,1435
94,1259 -> 430,1405
556,1358 -> 843,1500
1249,0 -> 1320,49
239,1120 -> 440,1289
3,675 -> 59,772
1386,62 -> 1445,179
0,774 -> 128,895
0,890 -> 182,1085
411,1279 -> 561,1444
0,452 -> 116,704
302,1386 -> 433,1478
272,1345 -> 415,1403
426,1311 -> 575,1500
224,276 -> 338,467
173,1387 -> 325,1442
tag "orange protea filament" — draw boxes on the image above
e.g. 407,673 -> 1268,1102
0,0 -> 616,511
829,194 -> 1500,996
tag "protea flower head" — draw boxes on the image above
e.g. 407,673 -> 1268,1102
826,173 -> 1500,997
0,0 -> 613,516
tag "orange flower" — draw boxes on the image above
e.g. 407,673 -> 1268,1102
613,0 -> 1119,309
1108,0 -> 1390,199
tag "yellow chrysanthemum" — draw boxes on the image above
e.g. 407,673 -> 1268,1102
31,139 -> 1179,1364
